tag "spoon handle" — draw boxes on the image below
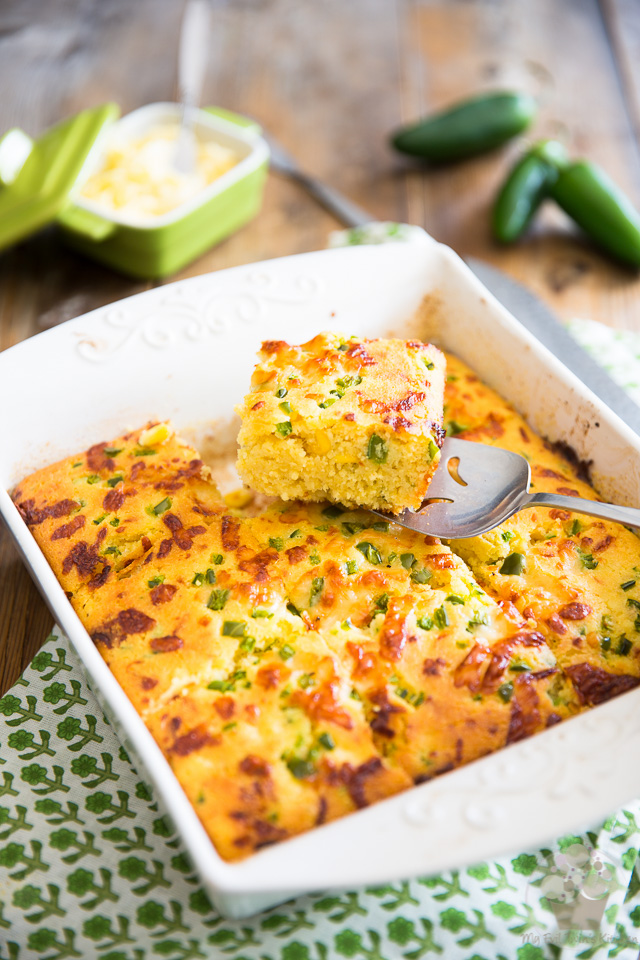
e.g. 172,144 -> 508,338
286,169 -> 372,228
526,491 -> 640,530
178,0 -> 211,116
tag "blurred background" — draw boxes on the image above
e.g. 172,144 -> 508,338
2,0 -> 640,686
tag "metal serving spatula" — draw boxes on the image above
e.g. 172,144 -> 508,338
373,438 -> 640,539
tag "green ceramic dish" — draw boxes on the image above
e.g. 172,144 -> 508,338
0,103 -> 269,279
58,104 -> 269,279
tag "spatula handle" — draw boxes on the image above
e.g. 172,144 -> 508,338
527,491 -> 640,530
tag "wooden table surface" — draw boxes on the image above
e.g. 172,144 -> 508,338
2,0 -> 640,694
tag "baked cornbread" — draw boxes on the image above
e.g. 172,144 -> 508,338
235,332 -> 446,513
12,422 -> 224,601
13,353 -> 640,862
444,354 -> 640,706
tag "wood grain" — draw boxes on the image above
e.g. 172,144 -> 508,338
1,0 -> 640,691
401,0 -> 640,328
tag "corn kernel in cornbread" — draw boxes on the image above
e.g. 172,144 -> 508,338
236,332 -> 446,513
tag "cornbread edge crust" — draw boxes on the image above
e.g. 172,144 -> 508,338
12,356 -> 640,862
235,332 -> 446,513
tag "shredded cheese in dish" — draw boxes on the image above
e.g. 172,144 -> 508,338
79,124 -> 238,221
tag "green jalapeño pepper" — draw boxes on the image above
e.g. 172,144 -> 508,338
391,91 -> 537,163
492,140 -> 568,243
551,161 -> 640,267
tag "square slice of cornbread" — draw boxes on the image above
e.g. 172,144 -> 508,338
235,332 -> 446,513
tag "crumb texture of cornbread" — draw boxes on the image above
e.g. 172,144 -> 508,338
13,354 -> 640,863
443,354 -> 640,706
235,332 -> 446,513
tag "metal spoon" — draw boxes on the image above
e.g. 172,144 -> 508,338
174,0 -> 211,175
372,437 -> 640,538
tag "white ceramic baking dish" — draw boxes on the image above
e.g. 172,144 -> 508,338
2,238 -> 640,919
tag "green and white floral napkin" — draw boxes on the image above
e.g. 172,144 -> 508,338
1,260 -> 640,959
565,318 -> 640,406
1,630 -> 639,960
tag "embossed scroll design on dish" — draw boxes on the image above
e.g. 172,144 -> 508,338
75,271 -> 323,362
403,694 -> 640,832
